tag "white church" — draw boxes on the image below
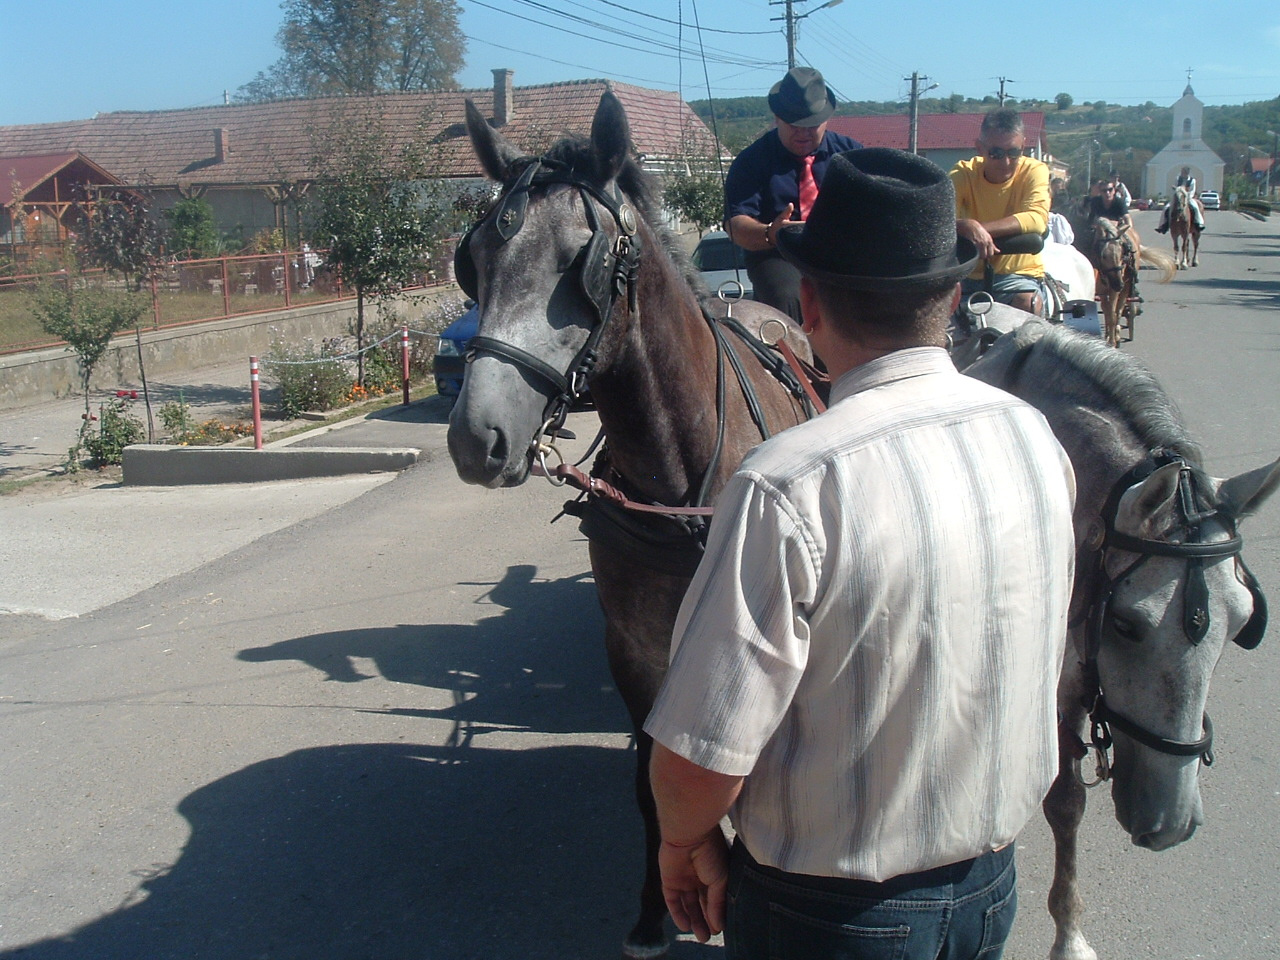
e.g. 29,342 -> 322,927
1144,79 -> 1224,197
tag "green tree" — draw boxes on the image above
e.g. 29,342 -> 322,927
75,188 -> 168,440
307,108 -> 446,384
165,197 -> 221,258
237,0 -> 465,101
29,264 -> 149,464
665,170 -> 724,236
1055,92 -> 1073,111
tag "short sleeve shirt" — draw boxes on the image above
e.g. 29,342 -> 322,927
645,348 -> 1076,882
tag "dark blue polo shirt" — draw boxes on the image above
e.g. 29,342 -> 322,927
723,128 -> 863,226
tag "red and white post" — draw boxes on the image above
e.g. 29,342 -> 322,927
250,356 -> 263,449
401,325 -> 411,405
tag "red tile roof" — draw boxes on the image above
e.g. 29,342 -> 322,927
0,79 -> 720,189
0,152 -> 123,205
827,112 -> 1046,150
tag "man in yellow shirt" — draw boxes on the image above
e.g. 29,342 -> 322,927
950,109 -> 1050,315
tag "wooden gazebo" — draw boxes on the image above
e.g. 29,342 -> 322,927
1,152 -> 124,272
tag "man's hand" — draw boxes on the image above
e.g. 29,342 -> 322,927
659,830 -> 731,943
727,206 -> 796,252
767,204 -> 795,245
957,218 -> 999,259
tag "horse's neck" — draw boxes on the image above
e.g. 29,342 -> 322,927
587,233 -> 726,506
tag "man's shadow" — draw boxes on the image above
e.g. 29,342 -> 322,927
236,564 -> 626,738
0,742 -> 721,959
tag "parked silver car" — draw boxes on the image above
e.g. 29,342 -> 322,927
692,230 -> 752,300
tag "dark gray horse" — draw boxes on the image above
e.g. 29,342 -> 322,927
448,92 -> 812,958
966,319 -> 1276,960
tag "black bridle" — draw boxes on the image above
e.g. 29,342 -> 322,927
454,157 -> 643,436
452,156 -> 818,514
1081,453 -> 1268,776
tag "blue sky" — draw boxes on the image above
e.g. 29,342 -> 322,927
4,0 -> 1279,127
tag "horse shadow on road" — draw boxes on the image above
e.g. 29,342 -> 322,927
0,565 -> 721,959
238,563 -> 627,739
0,741 -> 718,960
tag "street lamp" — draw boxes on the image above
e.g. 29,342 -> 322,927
771,0 -> 844,68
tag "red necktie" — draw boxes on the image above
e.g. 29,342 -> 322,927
798,154 -> 818,220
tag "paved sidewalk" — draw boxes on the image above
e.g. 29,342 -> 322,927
1,358 -> 269,480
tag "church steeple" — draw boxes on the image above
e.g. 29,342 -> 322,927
1184,67 -> 1194,98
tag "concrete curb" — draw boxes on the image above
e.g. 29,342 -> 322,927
121,444 -> 420,485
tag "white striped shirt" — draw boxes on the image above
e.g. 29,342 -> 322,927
645,347 -> 1076,881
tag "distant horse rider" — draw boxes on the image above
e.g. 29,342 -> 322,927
1083,178 -> 1131,230
1155,166 -> 1205,233
1083,177 -> 1140,304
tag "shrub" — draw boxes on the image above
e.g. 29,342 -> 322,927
264,338 -> 352,419
82,396 -> 144,465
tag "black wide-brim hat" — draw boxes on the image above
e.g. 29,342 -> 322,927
776,148 -> 979,291
768,67 -> 836,127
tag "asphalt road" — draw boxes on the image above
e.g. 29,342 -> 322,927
1,208 -> 1277,959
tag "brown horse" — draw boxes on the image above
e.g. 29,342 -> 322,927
1170,185 -> 1202,269
447,92 -> 812,958
1090,218 -> 1174,347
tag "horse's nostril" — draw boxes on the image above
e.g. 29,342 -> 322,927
488,426 -> 510,467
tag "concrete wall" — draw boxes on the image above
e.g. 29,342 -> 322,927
0,287 -> 464,411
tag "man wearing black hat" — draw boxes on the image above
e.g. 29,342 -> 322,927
721,67 -> 862,323
647,149 -> 1075,958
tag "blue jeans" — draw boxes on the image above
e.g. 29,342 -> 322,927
960,274 -> 1049,313
724,841 -> 1017,960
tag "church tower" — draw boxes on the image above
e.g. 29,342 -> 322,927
1143,76 -> 1224,198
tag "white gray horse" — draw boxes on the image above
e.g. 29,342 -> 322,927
966,320 -> 1276,960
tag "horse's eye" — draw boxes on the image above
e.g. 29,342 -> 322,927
1111,617 -> 1141,642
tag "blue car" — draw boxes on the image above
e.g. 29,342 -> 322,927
433,303 -> 479,397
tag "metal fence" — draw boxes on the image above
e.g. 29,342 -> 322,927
0,247 -> 456,355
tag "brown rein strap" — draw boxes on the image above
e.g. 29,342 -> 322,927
775,337 -> 828,414
535,461 -> 716,516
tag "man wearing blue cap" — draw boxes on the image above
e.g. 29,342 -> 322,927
722,67 -> 861,323
648,148 -> 1076,958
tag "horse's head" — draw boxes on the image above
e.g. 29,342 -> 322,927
447,92 -> 641,487
1096,456 -> 1276,849
1091,218 -> 1129,292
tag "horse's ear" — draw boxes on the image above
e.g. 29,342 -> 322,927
1217,455 -> 1280,519
590,91 -> 632,182
1118,462 -> 1183,531
466,98 -> 523,182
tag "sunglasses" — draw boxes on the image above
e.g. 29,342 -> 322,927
986,147 -> 1028,160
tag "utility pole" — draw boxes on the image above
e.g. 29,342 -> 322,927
905,72 -> 939,155
996,77 -> 1014,105
770,0 -> 843,69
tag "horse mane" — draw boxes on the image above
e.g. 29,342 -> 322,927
1173,185 -> 1190,218
538,135 -> 706,293
1013,322 -> 1202,465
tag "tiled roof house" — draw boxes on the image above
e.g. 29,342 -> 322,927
0,70 -> 722,249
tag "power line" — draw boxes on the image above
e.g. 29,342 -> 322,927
483,0 -> 770,68
575,0 -> 776,35
465,34 -> 677,89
